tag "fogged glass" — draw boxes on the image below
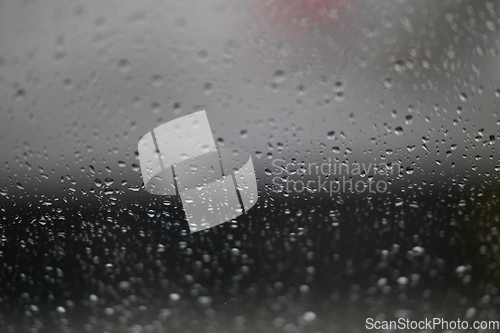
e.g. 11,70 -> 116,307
0,0 -> 498,332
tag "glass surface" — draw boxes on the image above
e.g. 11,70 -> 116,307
0,0 -> 499,332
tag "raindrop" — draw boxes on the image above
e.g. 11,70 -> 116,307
151,75 -> 164,87
405,115 -> 413,125
303,311 -> 317,322
394,60 -> 406,73
459,92 -> 468,102
273,70 -> 286,83
383,77 -> 393,89
169,293 -> 181,301
117,59 -> 130,73
397,276 -> 409,285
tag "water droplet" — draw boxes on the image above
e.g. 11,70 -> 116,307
151,103 -> 161,114
405,115 -> 413,125
169,293 -> 181,301
394,60 -> 406,73
459,92 -> 468,102
151,75 -> 164,87
303,311 -> 317,322
117,59 -> 130,73
273,70 -> 286,83
384,77 -> 393,89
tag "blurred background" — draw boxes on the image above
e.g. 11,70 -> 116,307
0,0 -> 499,332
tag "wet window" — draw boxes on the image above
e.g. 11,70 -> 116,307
0,0 -> 499,332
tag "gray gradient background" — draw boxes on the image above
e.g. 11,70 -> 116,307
0,0 -> 499,332
0,0 -> 498,199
